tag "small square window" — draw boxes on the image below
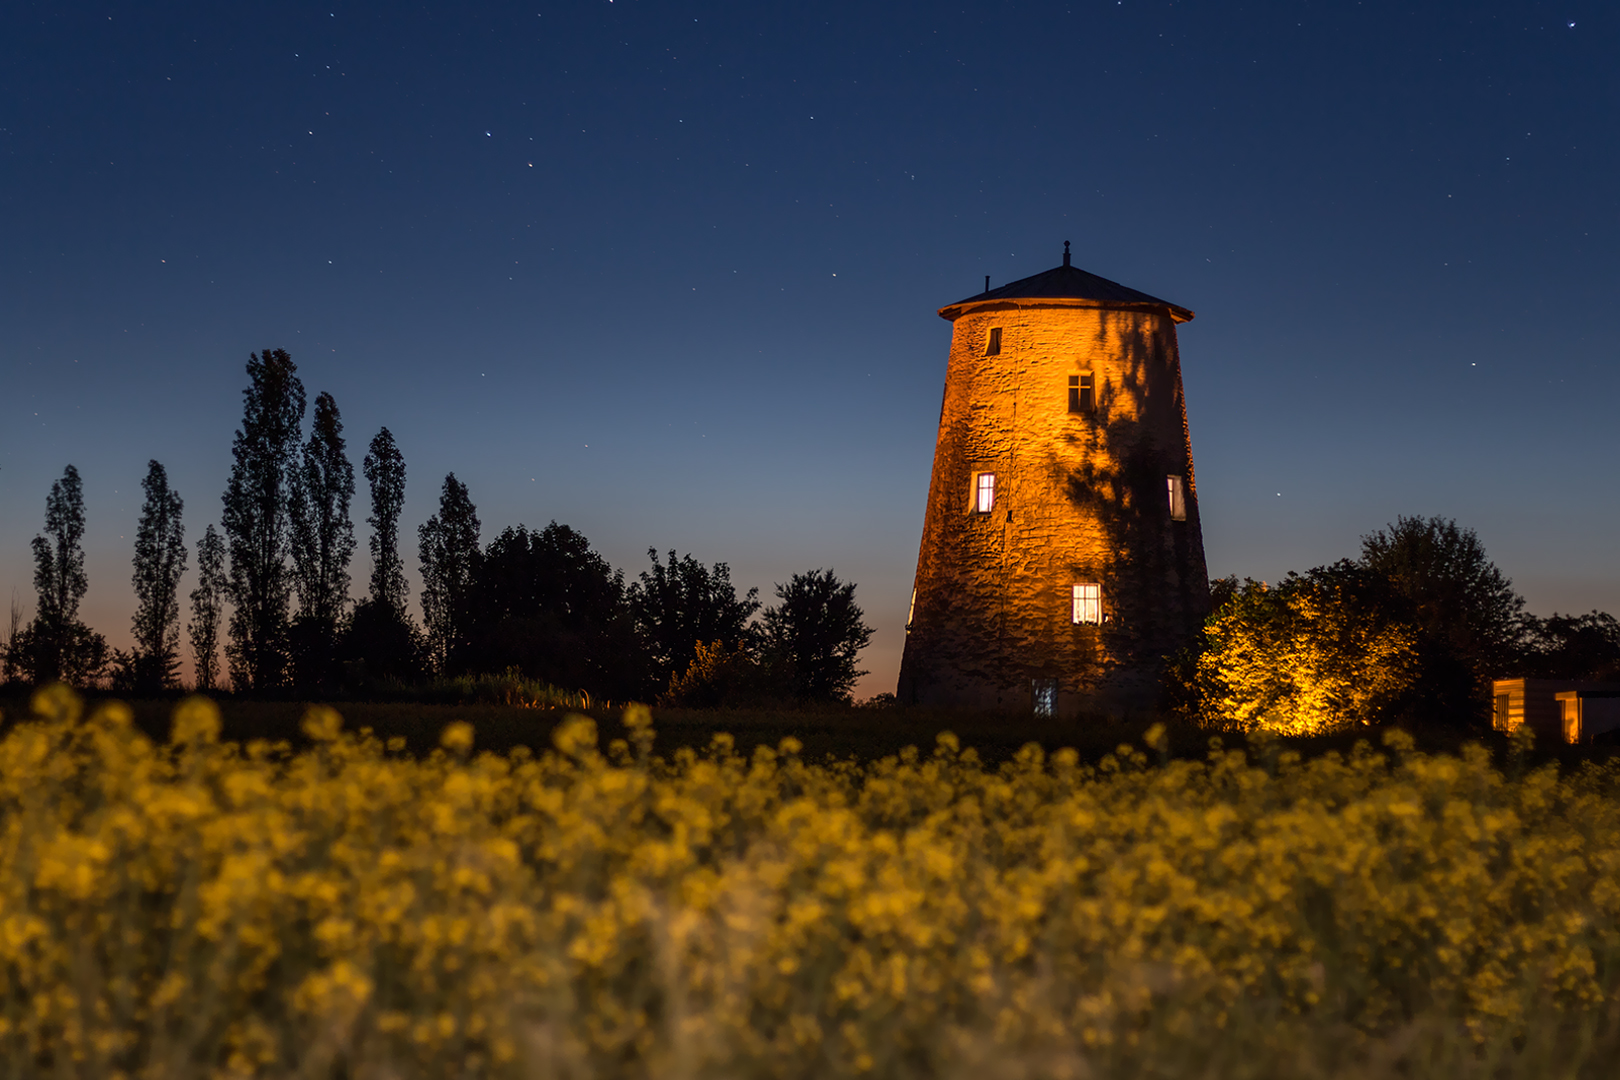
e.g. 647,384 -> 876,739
986,327 -> 1002,356
973,472 -> 996,513
1072,583 -> 1102,625
1032,678 -> 1058,718
1167,474 -> 1186,521
1068,373 -> 1094,413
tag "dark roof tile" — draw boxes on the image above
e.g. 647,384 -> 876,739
945,244 -> 1193,322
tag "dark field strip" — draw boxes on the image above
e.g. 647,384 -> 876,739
5,692 -> 1615,769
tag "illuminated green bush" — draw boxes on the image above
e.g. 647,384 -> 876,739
1189,569 -> 1419,735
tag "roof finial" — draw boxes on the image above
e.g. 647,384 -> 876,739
1062,240 -> 1071,268
984,275 -> 990,295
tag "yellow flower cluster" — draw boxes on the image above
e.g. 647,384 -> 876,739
2,688 -> 1618,1078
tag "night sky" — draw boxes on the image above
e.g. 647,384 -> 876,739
3,1 -> 1615,696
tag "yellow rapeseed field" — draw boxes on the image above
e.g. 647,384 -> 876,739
2,687 -> 1618,1079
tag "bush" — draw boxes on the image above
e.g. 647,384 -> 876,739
338,598 -> 427,685
373,669 -> 592,709
1179,567 -> 1419,734
661,639 -> 758,707
1172,518 -> 1535,732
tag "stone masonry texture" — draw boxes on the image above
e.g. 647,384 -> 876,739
897,293 -> 1210,717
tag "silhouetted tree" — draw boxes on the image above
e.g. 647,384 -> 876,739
465,523 -> 641,696
339,426 -> 422,683
222,349 -> 306,691
1,591 -> 22,685
362,427 -> 408,614
11,465 -> 108,686
128,460 -> 187,692
290,392 -> 356,624
188,525 -> 228,691
35,465 -> 87,636
759,569 -> 873,703
288,392 -> 356,688
629,549 -> 760,695
1359,516 -> 1528,723
418,473 -> 481,674
1524,611 -> 1620,682
337,599 -> 426,685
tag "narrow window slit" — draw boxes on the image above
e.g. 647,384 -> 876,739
1167,475 -> 1186,521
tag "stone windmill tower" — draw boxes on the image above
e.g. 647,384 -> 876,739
897,243 -> 1209,717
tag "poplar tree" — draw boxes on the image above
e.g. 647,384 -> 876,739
188,525 -> 227,691
221,349 -> 306,691
341,427 -> 423,682
130,460 -> 187,692
14,465 -> 108,685
290,392 -> 357,624
1,592 -> 21,685
362,427 -> 408,614
287,391 -> 356,689
418,473 -> 481,673
35,465 -> 88,638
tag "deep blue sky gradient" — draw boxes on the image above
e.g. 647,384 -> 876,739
2,0 -> 1615,694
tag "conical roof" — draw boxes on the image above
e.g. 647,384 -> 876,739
940,242 -> 1193,323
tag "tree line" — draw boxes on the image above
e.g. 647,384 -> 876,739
2,349 -> 874,705
1166,515 -> 1620,732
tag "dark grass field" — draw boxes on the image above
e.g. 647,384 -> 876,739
4,689 -> 1616,772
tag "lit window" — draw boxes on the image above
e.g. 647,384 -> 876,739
974,472 -> 996,513
1167,474 -> 1186,520
986,327 -> 1002,355
1072,583 -> 1102,625
1068,373 -> 1094,413
1032,678 -> 1058,718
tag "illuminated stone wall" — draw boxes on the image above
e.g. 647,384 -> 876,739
897,299 -> 1209,716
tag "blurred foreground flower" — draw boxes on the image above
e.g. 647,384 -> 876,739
0,686 -> 1616,1078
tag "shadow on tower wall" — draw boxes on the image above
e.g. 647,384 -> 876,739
1048,314 -> 1193,682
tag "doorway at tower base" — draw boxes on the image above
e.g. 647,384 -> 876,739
899,662 -> 1169,719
